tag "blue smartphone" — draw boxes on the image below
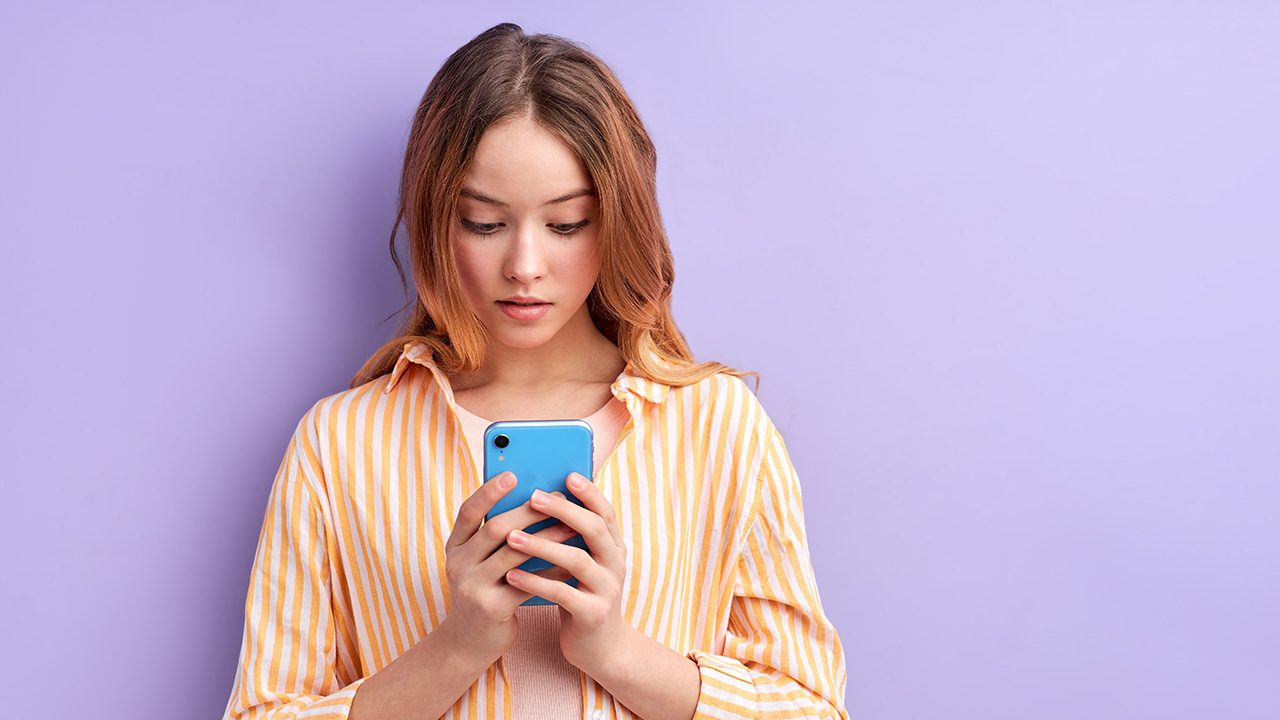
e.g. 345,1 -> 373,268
483,419 -> 593,606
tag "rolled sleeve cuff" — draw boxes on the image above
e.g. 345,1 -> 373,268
687,650 -> 759,719
228,677 -> 367,720
301,678 -> 365,719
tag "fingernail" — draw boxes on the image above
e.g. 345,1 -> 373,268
567,473 -> 584,489
531,489 -> 549,507
499,473 -> 515,490
508,529 -> 528,544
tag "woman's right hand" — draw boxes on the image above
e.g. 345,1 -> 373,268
351,474 -> 576,719
436,471 -> 577,666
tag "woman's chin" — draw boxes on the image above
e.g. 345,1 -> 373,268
486,327 -> 563,353
481,307 -> 596,354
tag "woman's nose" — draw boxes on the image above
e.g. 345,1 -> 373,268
504,225 -> 546,284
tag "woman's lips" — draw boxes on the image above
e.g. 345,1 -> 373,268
497,300 -> 551,321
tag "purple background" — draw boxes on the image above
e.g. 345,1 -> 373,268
2,2 -> 1277,718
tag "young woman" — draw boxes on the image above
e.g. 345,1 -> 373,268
224,23 -> 846,720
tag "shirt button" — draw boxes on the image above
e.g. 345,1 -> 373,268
592,711 -> 604,720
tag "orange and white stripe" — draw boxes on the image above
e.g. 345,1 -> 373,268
224,342 -> 847,720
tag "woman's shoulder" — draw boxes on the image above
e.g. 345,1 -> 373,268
659,370 -> 775,434
665,369 -> 763,406
292,363 -> 443,440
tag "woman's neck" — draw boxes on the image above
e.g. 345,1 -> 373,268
447,313 -> 626,421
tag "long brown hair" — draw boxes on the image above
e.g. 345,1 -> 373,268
354,23 -> 746,388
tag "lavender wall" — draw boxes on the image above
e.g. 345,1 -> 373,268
2,2 -> 1276,718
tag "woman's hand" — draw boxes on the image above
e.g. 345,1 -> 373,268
438,471 -> 579,667
502,472 -> 632,673
353,472 -> 580,720
502,473 -> 704,720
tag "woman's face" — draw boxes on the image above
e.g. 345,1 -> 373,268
452,116 -> 602,354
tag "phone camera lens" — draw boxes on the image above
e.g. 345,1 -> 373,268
494,434 -> 509,449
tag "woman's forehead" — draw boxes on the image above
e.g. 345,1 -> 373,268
462,118 -> 594,206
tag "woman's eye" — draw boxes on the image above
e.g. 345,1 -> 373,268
550,220 -> 591,236
460,219 -> 501,235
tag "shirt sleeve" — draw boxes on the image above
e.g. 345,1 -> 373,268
223,420 -> 366,720
687,427 -> 848,720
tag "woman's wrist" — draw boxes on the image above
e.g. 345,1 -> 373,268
567,621 -> 640,682
432,612 -> 510,675
351,617 -> 505,720
576,624 -> 700,720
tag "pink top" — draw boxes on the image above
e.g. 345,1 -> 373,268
453,398 -> 630,720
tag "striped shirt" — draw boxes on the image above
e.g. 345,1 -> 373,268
223,342 -> 847,720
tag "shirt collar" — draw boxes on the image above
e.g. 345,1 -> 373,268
386,341 -> 436,391
384,341 -> 670,406
609,364 -> 669,404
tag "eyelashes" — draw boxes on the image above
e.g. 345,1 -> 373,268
460,219 -> 501,235
459,218 -> 591,237
550,220 -> 591,236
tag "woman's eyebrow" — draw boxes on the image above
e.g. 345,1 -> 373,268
460,187 -> 507,207
544,188 -> 596,205
459,187 -> 596,207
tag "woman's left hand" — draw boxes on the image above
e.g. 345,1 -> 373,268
503,471 -> 633,672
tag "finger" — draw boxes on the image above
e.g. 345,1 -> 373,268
506,527 -> 610,591
453,525 -> 573,615
491,574 -> 537,609
458,524 -> 575,613
447,472 -> 516,550
493,563 -> 573,613
479,521 -> 579,578
452,507 -> 553,576
474,500 -> 557,558
487,499 -> 556,535
506,567 -> 583,612
531,563 -> 574,583
529,485 -> 624,572
564,473 -> 626,548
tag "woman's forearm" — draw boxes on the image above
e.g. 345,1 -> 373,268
349,617 -> 497,720
579,625 -> 700,720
